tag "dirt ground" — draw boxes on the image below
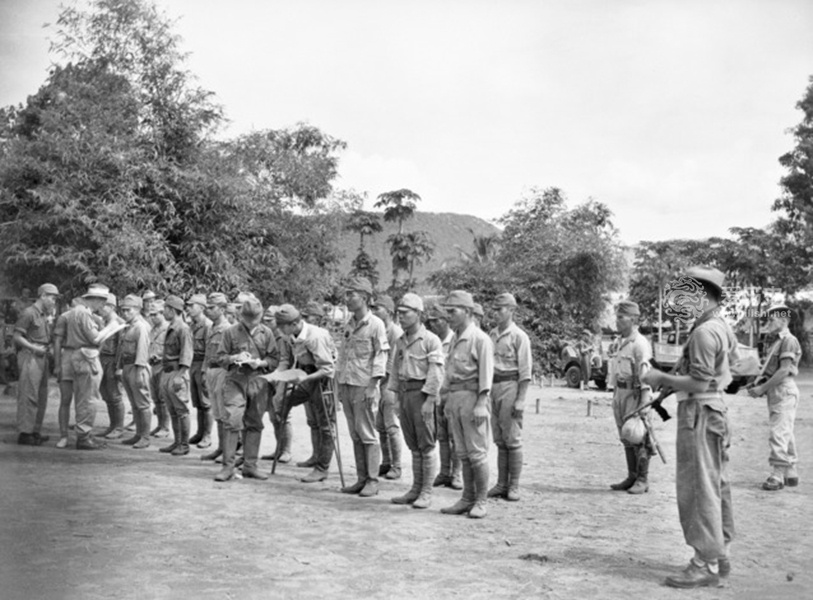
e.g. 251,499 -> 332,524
1,373 -> 811,600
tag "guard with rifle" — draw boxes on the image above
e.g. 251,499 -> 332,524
609,300 -> 654,494
272,304 -> 338,484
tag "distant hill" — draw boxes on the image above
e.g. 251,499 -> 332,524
335,211 -> 501,289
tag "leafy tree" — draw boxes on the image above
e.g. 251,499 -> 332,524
454,228 -> 500,264
345,208 -> 383,286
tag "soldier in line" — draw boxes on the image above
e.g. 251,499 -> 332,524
272,304 -> 337,483
336,277 -> 389,497
98,294 -> 126,440
609,301 -> 654,495
293,301 -> 329,468
388,294 -> 444,509
439,290 -> 494,519
187,294 -> 213,449
643,267 -> 737,588
54,297 -> 80,448
425,304 -> 462,490
200,292 -> 231,462
261,304 -> 293,464
117,295 -> 154,449
158,295 -> 194,457
214,298 -> 278,482
487,293 -> 532,502
747,304 -> 802,491
372,295 -> 405,480
146,299 -> 170,438
14,283 -> 60,445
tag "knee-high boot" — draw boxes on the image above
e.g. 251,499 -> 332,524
391,451 -> 422,504
242,430 -> 268,480
413,450 -> 437,509
488,446 -> 509,498
214,429 -> 239,481
610,446 -> 638,491
441,457 -> 475,515
506,447 -> 523,501
171,414 -> 190,455
468,458 -> 490,519
159,417 -> 180,453
201,421 -> 224,461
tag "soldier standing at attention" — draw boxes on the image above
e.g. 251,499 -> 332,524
158,295 -> 194,457
200,293 -> 231,462
98,294 -> 126,440
426,304 -> 462,490
487,293 -> 532,502
117,295 -> 153,449
187,294 -> 213,449
14,283 -> 59,445
747,304 -> 802,490
643,267 -> 737,588
439,290 -> 494,519
62,284 -> 118,450
147,299 -> 170,437
337,277 -> 389,497
214,298 -> 278,482
54,298 -> 80,448
273,304 -> 337,483
609,301 -> 654,495
388,294 -> 444,508
372,294 -> 405,480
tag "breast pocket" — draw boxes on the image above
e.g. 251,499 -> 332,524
349,337 -> 372,361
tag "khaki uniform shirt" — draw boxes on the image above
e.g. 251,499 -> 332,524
204,317 -> 230,369
763,330 -> 802,379
612,330 -> 652,389
148,319 -> 168,365
489,322 -> 533,381
217,322 -> 278,371
337,311 -> 388,386
191,317 -> 212,362
388,324 -> 444,397
62,304 -> 102,349
163,319 -> 193,368
118,315 -> 152,368
277,321 -> 335,377
443,322 -> 494,394
677,309 -> 739,405
14,302 -> 51,345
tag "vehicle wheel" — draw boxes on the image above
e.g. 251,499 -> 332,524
565,365 -> 581,388
594,377 -> 607,390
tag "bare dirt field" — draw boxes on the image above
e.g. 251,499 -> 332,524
1,373 -> 811,600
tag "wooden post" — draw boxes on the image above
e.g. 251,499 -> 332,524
586,399 -> 592,417
535,398 -> 540,414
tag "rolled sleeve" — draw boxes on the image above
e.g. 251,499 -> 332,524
687,328 -> 717,382
517,333 -> 533,382
477,335 -> 494,394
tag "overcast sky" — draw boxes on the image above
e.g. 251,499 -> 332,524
2,0 -> 812,244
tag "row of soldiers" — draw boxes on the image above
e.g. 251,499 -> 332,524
13,277 -> 532,518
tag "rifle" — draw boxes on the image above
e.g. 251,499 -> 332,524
629,357 -> 667,464
646,357 -> 676,422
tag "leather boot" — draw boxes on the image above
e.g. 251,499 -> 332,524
385,430 -> 403,480
197,409 -> 213,449
242,430 -> 268,480
360,444 -> 381,497
610,446 -> 637,491
342,441 -> 368,494
297,428 -> 320,468
468,458 -> 490,519
214,429 -> 239,481
392,451 -> 422,505
449,452 -> 463,489
413,450 -> 437,509
488,446 -> 509,498
171,414 -> 190,455
441,458 -> 476,515
378,427 -> 391,476
506,447 -> 522,501
434,441 -> 452,486
104,402 -> 125,439
159,417 -> 180,453
133,410 -> 152,449
152,403 -> 171,437
202,421 -> 224,461
628,447 -> 649,494
189,409 -> 204,446
278,421 -> 293,462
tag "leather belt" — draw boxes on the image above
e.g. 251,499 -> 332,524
493,372 -> 519,383
616,380 -> 630,389
448,379 -> 478,392
398,379 -> 425,393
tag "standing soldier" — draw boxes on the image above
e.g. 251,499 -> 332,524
388,294 -> 444,508
439,290 -> 494,519
337,277 -> 389,497
609,301 -> 654,494
643,267 -> 737,588
576,330 -> 595,391
158,295 -> 194,457
214,298 -> 278,482
201,292 -> 231,462
487,293 -> 532,502
426,304 -> 462,490
98,294 -> 126,440
54,298 -> 80,448
14,283 -> 59,445
272,304 -> 337,483
372,295 -> 405,480
117,295 -> 153,449
187,294 -> 213,449
147,299 -> 170,437
261,304 -> 292,464
61,284 -> 119,450
747,304 -> 802,490
293,300 -> 328,467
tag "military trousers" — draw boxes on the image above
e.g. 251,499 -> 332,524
222,371 -> 267,433
160,368 -> 190,418
339,383 -> 379,444
122,364 -> 153,413
189,360 -> 211,410
766,379 -> 799,470
398,388 -> 436,453
71,348 -> 103,438
491,380 -> 522,449
446,389 -> 490,463
204,367 -> 227,422
16,350 -> 49,434
676,398 -> 735,562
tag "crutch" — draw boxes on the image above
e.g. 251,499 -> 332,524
319,377 -> 345,488
271,381 -> 295,475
